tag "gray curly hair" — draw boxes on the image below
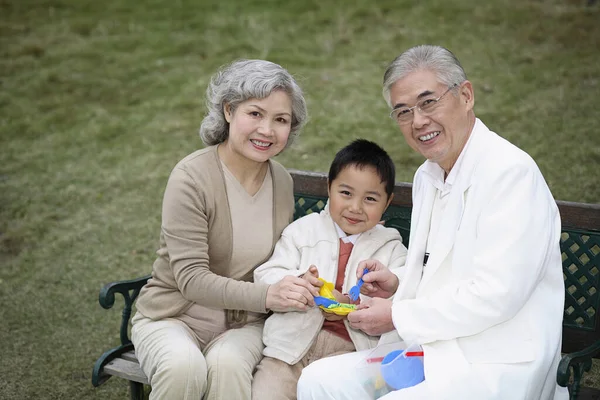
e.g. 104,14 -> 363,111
199,59 -> 308,147
382,45 -> 467,107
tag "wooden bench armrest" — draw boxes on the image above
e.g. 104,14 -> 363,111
98,274 -> 151,345
557,339 -> 600,398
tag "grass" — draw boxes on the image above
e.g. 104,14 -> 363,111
1,0 -> 599,398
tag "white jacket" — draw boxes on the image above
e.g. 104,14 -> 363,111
381,119 -> 568,400
254,205 -> 407,365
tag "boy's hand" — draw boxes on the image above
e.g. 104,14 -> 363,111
301,265 -> 322,290
331,288 -> 351,304
321,289 -> 353,321
322,310 -> 346,321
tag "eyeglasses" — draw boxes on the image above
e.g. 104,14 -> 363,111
389,83 -> 458,124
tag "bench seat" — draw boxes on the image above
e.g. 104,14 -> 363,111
104,351 -> 147,385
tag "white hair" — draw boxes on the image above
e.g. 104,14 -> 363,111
199,59 -> 308,147
382,45 -> 467,107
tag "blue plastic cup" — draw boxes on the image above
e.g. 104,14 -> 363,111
380,349 -> 425,390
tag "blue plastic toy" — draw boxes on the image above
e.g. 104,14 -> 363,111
314,278 -> 357,315
348,267 -> 370,301
380,349 -> 425,390
313,296 -> 338,308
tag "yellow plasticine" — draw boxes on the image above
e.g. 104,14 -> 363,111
317,277 -> 357,316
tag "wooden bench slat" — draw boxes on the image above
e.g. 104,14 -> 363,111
104,357 -> 148,385
121,350 -> 138,363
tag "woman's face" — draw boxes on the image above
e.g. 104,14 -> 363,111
223,90 -> 293,164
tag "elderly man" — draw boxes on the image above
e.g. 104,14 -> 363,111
296,45 -> 568,400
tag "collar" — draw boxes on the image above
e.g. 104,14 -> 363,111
334,222 -> 360,244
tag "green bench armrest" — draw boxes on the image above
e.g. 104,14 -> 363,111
98,274 -> 151,345
557,339 -> 600,399
92,274 -> 150,388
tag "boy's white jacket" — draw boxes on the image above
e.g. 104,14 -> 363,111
254,204 -> 407,365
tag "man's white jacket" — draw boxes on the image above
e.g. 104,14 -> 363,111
255,205 -> 407,365
381,119 -> 568,400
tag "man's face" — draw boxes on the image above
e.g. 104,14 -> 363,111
389,69 -> 475,172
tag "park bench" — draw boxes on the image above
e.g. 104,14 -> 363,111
92,169 -> 600,400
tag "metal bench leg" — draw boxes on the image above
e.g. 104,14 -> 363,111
129,381 -> 145,400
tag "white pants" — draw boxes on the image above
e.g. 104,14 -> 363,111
296,348 -> 570,400
296,350 -> 407,400
131,313 -> 264,400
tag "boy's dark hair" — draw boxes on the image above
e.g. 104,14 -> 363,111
328,139 -> 396,198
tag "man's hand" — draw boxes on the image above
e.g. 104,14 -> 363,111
357,259 -> 399,298
266,275 -> 321,312
347,297 -> 395,336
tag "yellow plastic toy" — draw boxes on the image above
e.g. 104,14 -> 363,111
314,277 -> 357,316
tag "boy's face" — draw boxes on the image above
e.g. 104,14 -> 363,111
328,165 -> 393,236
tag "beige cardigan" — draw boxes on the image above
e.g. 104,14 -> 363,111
136,145 -> 295,323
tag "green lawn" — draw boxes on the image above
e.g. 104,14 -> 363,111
1,0 -> 599,398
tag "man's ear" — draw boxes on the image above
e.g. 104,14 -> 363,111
459,80 -> 475,111
224,103 -> 232,123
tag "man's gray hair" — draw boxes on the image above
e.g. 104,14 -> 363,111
382,45 -> 467,107
199,59 -> 308,147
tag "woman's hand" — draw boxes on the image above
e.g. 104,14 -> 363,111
266,275 -> 321,312
357,259 -> 399,299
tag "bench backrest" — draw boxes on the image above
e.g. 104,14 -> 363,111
290,170 -> 600,355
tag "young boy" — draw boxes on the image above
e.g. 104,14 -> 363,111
252,139 -> 408,400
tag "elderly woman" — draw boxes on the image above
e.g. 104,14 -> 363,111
131,59 -> 318,400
